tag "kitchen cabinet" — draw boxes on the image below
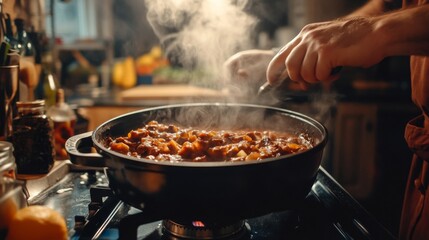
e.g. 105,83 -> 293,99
332,102 -> 377,200
330,101 -> 419,234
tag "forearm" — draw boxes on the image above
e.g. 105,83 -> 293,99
346,0 -> 386,17
375,4 -> 429,57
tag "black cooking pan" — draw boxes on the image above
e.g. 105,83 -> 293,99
66,103 -> 328,222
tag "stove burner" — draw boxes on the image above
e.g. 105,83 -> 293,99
162,219 -> 249,239
60,169 -> 396,240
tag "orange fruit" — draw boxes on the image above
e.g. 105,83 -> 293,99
6,205 -> 68,240
0,198 -> 18,230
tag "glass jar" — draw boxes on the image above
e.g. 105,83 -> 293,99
0,177 -> 28,237
0,141 -> 16,179
10,100 -> 55,174
47,89 -> 76,160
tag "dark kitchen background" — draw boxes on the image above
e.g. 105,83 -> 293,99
2,0 -> 418,238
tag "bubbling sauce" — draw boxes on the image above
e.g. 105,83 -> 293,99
108,121 -> 313,162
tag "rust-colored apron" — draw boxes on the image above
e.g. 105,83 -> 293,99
400,116 -> 429,240
398,0 -> 429,238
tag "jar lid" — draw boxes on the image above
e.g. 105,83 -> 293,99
16,100 -> 46,114
0,141 -> 15,172
16,100 -> 45,108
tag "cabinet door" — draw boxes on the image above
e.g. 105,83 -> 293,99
332,103 -> 377,200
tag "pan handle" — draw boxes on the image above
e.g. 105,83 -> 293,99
65,131 -> 107,168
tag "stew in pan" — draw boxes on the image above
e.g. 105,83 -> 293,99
108,120 -> 313,162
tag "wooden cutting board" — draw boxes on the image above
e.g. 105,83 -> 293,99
120,84 -> 229,101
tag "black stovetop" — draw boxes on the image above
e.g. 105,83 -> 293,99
28,167 -> 396,240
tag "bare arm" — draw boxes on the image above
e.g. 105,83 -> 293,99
346,0 -> 389,17
377,4 -> 429,56
266,3 -> 429,87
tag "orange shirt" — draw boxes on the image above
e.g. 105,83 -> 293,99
410,55 -> 429,128
394,2 -> 429,240
403,0 -> 429,128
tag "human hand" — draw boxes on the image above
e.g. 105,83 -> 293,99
266,17 -> 386,89
223,49 -> 276,94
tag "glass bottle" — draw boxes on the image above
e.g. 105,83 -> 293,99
10,100 -> 55,174
35,51 -> 59,108
47,89 -> 76,160
13,18 -> 34,57
3,14 -> 18,50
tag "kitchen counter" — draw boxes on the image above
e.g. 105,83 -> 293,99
67,84 -> 250,131
67,83 -> 417,134
68,85 -> 237,108
67,82 -> 414,108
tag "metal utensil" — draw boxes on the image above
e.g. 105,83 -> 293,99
257,76 -> 310,103
257,67 -> 342,100
0,65 -> 18,139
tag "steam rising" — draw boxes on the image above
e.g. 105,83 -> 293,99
145,0 -> 257,87
143,0 -> 335,134
151,104 -> 318,136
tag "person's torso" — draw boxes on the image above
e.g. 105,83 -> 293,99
402,0 -> 429,128
410,56 -> 429,128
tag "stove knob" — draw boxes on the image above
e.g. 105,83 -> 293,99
88,202 -> 102,218
74,215 -> 87,231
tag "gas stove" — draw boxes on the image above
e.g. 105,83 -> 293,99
26,161 -> 396,240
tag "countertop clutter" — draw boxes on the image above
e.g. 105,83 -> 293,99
0,141 -> 69,240
0,177 -> 27,238
0,141 -> 25,239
